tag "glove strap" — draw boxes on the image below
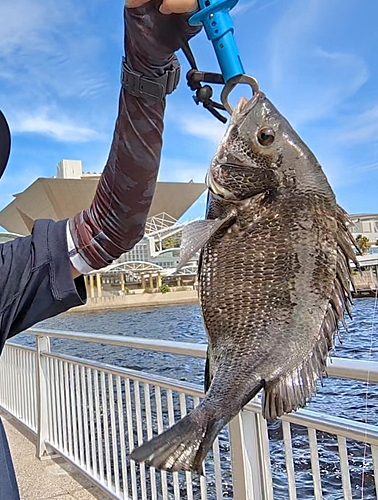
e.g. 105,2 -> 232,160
121,57 -> 180,102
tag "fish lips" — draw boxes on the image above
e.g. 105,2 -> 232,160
206,163 -> 266,201
206,168 -> 236,199
205,92 -> 267,200
233,91 -> 263,120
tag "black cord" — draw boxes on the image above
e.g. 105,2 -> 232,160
181,42 -> 228,123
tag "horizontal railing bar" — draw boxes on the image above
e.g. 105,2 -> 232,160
18,328 -> 378,383
282,409 -> 378,446
326,357 -> 378,383
40,351 -> 205,398
4,344 -> 36,354
26,328 -> 208,358
245,401 -> 378,446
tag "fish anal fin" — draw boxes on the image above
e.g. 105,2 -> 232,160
263,364 -> 318,421
178,214 -> 235,270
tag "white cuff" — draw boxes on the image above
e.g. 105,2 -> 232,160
66,221 -> 96,275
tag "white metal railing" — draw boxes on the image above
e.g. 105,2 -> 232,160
0,328 -> 377,499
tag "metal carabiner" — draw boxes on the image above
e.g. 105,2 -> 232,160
220,74 -> 259,115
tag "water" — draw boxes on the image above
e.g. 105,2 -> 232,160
13,298 -> 378,499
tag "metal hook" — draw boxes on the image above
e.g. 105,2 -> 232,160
220,75 -> 259,115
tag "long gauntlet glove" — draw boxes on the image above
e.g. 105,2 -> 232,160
68,3 -> 200,271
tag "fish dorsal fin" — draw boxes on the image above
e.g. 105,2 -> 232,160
262,205 -> 357,420
178,214 -> 234,270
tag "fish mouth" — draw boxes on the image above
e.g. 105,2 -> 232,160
234,91 -> 261,117
205,92 -> 263,199
205,168 -> 236,199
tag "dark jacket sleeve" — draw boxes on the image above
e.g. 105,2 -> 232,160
0,219 -> 86,351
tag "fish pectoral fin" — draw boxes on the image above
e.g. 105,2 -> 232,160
177,215 -> 235,270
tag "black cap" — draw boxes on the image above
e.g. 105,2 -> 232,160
0,110 -> 11,179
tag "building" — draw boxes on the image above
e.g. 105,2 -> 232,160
0,159 -> 206,236
348,213 -> 378,243
0,160 -> 206,289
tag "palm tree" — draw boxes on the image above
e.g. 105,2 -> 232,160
356,234 -> 371,255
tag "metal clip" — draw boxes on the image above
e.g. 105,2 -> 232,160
220,75 -> 259,115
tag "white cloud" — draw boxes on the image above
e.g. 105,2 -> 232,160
0,0 -> 116,144
231,0 -> 258,17
0,0 -> 68,56
231,0 -> 278,17
178,114 -> 227,145
269,0 -> 321,88
289,50 -> 368,126
159,157 -> 208,184
337,105 -> 378,145
267,0 -> 369,126
12,109 -> 100,142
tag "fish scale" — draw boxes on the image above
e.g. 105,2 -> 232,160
201,196 -> 333,388
129,92 -> 358,473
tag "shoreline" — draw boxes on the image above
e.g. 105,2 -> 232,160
70,290 -> 199,313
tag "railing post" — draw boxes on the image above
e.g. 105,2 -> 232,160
229,409 -> 273,500
36,335 -> 51,459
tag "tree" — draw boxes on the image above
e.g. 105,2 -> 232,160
356,234 -> 371,255
162,236 -> 180,250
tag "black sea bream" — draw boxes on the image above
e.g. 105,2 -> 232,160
130,92 -> 357,473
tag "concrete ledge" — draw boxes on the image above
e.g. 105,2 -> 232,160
0,411 -> 112,500
72,290 -> 199,313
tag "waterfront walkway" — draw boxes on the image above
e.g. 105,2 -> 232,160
72,289 -> 198,313
1,411 -> 111,500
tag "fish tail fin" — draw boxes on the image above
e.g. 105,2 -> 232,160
129,406 -> 225,473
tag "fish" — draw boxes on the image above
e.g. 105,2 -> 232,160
129,91 -> 358,474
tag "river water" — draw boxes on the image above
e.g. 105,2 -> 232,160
13,298 -> 378,499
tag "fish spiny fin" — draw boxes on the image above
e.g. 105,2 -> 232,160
263,205 -> 357,420
335,205 -> 358,314
177,214 -> 235,270
336,205 -> 360,266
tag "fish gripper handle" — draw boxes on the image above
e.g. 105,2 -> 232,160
189,0 -> 244,83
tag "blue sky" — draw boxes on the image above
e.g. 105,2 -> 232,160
0,0 -> 377,226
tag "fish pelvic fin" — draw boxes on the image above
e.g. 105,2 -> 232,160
129,406 -> 226,473
263,207 -> 356,420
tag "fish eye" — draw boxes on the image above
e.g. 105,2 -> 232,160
257,127 -> 275,147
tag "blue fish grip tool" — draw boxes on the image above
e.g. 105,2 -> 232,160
189,0 -> 243,83
183,0 -> 258,122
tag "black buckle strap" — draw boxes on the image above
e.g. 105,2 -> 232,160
121,57 -> 180,102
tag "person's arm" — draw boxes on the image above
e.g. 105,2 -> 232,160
0,2 -> 200,348
68,3 -> 200,277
